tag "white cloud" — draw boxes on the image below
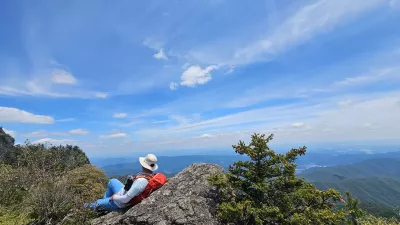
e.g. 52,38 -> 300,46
200,134 -> 214,138
100,132 -> 128,139
0,107 -> 54,124
153,48 -> 168,60
32,138 -> 76,145
113,113 -> 127,119
3,128 -> 16,137
51,69 -> 77,84
169,82 -> 178,90
69,129 -> 90,135
292,122 -> 305,128
180,65 -> 218,87
56,118 -> 75,122
94,92 -> 108,99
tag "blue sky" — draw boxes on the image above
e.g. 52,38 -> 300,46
1,0 -> 400,157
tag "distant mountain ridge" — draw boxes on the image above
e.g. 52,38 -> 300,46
100,155 -> 248,177
301,158 -> 400,218
301,158 -> 400,182
98,151 -> 400,177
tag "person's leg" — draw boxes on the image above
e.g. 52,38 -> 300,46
103,178 -> 124,198
84,178 -> 124,211
95,198 -> 121,212
84,198 -> 120,212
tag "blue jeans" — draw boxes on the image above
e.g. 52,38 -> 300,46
85,178 -> 123,211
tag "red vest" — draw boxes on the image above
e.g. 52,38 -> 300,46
129,173 -> 167,206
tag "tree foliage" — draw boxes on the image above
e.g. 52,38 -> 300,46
210,133 -> 349,225
358,214 -> 400,225
344,191 -> 365,225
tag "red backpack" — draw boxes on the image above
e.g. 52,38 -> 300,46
129,173 -> 167,206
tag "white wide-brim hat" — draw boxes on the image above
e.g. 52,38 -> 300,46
139,154 -> 158,171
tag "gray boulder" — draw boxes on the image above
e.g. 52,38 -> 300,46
92,163 -> 224,225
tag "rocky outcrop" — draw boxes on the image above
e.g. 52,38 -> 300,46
0,127 -> 15,148
92,163 -> 224,225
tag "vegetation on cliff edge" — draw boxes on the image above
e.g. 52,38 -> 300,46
209,133 -> 400,225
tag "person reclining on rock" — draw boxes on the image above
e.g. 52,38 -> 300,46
85,154 -> 160,212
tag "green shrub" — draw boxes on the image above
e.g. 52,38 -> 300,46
0,207 -> 33,225
24,165 -> 107,224
0,136 -> 106,225
64,164 -> 108,203
0,164 -> 29,207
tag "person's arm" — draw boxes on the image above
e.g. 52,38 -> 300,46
112,178 -> 148,204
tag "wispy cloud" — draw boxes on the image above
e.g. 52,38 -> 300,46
32,138 -> 77,145
110,121 -> 141,127
113,113 -> 127,119
153,48 -> 168,60
338,100 -> 353,106
0,83 -> 108,99
93,92 -> 108,99
334,67 -> 399,86
56,118 -> 75,122
226,65 -> 400,108
69,129 -> 90,135
23,129 -> 89,137
235,0 -> 384,63
0,107 -> 54,124
100,132 -> 128,139
292,122 -> 306,129
136,91 -> 400,142
187,0 -> 387,66
0,66 -> 108,99
51,69 -> 77,85
169,82 -> 178,90
152,120 -> 170,124
22,130 -> 70,137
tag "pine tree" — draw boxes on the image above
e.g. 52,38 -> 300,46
344,191 -> 365,225
209,133 -> 347,225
